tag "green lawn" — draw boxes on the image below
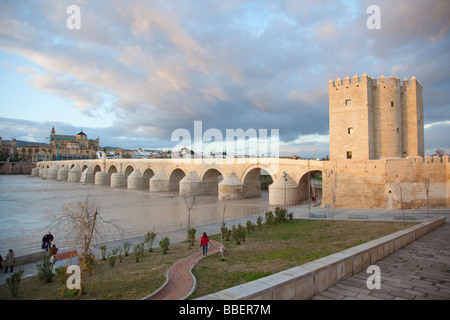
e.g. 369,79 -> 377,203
0,219 -> 416,300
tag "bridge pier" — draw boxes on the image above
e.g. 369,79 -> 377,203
57,165 -> 69,181
31,167 -> 40,177
95,171 -> 110,185
218,172 -> 244,200
111,172 -> 127,188
80,167 -> 95,183
47,165 -> 59,180
179,171 -> 202,196
68,165 -> 82,182
150,170 -> 170,192
127,169 -> 144,190
41,167 -> 48,179
269,174 -> 299,206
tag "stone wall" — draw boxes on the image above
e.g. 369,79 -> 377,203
322,156 -> 450,209
0,162 -> 36,174
198,217 -> 446,300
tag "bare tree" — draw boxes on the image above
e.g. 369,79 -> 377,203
48,196 -> 121,255
184,191 -> 197,240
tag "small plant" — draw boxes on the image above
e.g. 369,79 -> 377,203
246,220 -> 254,233
37,254 -> 55,283
55,265 -> 69,286
144,231 -> 157,252
187,228 -> 196,247
159,237 -> 170,254
221,223 -> 231,241
100,245 -> 107,260
256,215 -> 263,228
274,207 -> 288,223
287,211 -> 294,220
123,242 -> 130,256
231,223 -> 246,244
265,210 -> 275,224
118,248 -> 123,263
133,244 -> 144,262
108,248 -> 119,267
6,269 -> 24,297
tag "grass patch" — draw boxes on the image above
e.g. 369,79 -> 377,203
188,219 -> 417,299
0,219 -> 416,300
0,242 -> 195,300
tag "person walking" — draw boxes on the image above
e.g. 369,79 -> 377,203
200,232 -> 210,256
4,249 -> 14,273
42,231 -> 54,252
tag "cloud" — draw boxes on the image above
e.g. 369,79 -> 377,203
0,0 -> 449,157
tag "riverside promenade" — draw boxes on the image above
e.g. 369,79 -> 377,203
1,207 -> 449,300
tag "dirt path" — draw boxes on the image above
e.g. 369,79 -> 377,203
145,239 -> 222,300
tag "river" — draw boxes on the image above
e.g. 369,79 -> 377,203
0,175 -> 271,254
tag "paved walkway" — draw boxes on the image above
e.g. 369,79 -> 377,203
144,239 -> 222,300
311,221 -> 450,300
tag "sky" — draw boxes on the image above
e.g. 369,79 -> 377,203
0,0 -> 449,158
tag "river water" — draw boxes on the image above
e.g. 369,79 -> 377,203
0,175 -> 270,254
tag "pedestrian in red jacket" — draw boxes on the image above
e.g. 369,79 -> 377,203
200,232 -> 210,256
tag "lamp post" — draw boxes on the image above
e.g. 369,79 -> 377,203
282,171 -> 288,209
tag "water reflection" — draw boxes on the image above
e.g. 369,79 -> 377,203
0,175 -> 270,252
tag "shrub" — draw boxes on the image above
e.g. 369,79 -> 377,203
159,237 -> 170,254
144,231 -> 157,252
100,245 -> 107,260
55,265 -> 69,286
265,210 -> 275,224
232,223 -> 246,244
274,207 -> 288,223
256,215 -> 263,228
108,248 -> 119,267
6,269 -> 24,297
246,220 -> 254,233
221,223 -> 232,241
133,244 -> 144,262
37,254 -> 55,283
123,242 -> 130,256
187,228 -> 196,247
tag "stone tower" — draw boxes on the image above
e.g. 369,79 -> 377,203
328,74 -> 424,160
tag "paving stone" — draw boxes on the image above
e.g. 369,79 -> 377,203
310,221 -> 450,300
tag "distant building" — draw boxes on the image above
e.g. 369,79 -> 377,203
17,127 -> 100,162
0,136 -> 18,161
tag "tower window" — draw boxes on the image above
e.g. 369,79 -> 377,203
348,127 -> 354,134
391,101 -> 394,107
345,99 -> 351,106
347,151 -> 352,159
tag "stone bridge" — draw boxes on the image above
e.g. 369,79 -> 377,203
32,157 -> 326,206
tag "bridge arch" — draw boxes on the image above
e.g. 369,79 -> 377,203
241,165 -> 276,198
142,168 -> 155,189
298,170 -> 323,202
124,165 -> 134,179
169,168 -> 186,191
107,164 -> 118,175
200,168 -> 224,195
93,164 -> 102,175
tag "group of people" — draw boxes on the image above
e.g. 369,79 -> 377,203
42,231 -> 58,258
1,231 -> 58,273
